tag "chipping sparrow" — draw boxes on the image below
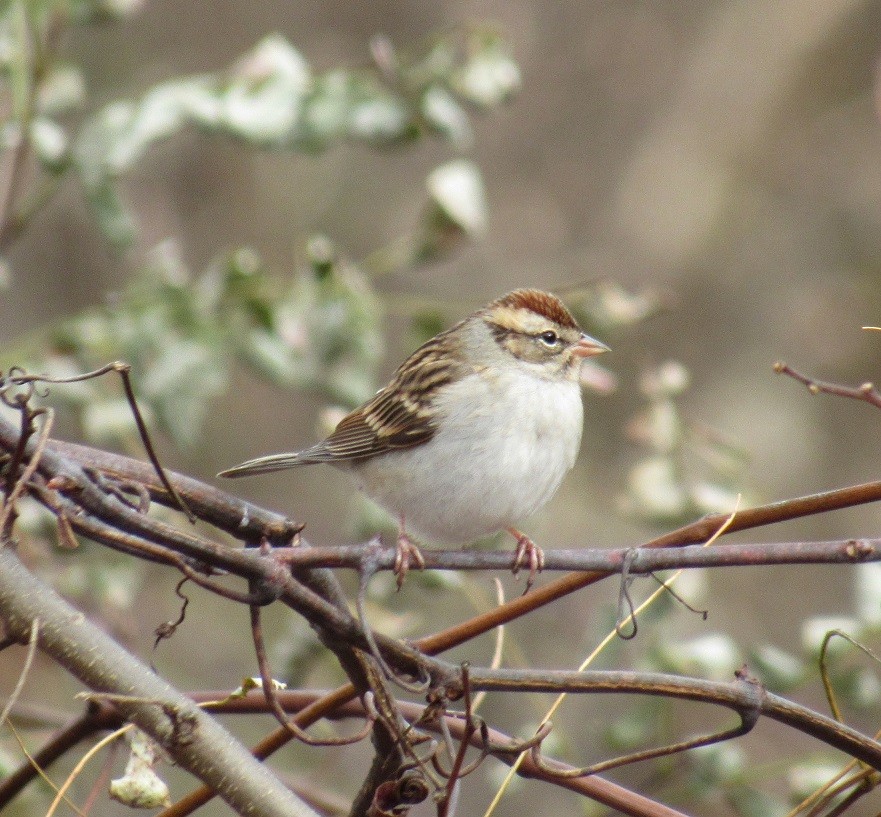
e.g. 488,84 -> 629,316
219,289 -> 609,587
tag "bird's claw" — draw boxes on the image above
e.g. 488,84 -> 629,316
509,528 -> 544,592
393,532 -> 425,590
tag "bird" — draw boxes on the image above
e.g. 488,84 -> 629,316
219,289 -> 609,588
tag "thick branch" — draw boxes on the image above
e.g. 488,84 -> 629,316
0,545 -> 320,817
48,440 -> 303,545
4,690 -> 691,817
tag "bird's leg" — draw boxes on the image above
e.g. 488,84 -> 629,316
393,515 -> 425,590
507,527 -> 544,591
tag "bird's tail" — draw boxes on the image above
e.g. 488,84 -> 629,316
217,452 -> 306,478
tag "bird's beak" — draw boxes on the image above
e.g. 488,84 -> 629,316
573,333 -> 611,358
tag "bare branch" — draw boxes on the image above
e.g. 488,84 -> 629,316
459,667 -> 881,770
4,388 -> 881,815
775,361 -> 881,410
0,545 -> 321,817
48,439 -> 303,544
262,537 -> 880,573
8,364 -> 198,522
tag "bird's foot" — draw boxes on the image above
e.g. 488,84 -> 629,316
508,527 -> 544,592
393,526 -> 425,590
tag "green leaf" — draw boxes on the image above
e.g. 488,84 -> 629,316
298,71 -> 353,149
421,85 -> 472,148
747,644 -> 805,691
36,62 -> 86,115
453,40 -> 520,107
856,562 -> 881,626
30,116 -> 67,169
801,617 -> 863,658
83,397 -> 147,443
71,0 -> 146,22
625,456 -> 688,519
604,700 -> 658,750
787,760 -> 845,801
725,784 -> 787,817
242,329 -> 309,387
219,37 -> 311,146
426,159 -> 487,236
140,340 -> 229,445
82,177 -> 136,247
74,100 -> 134,186
348,95 -> 410,144
656,633 -> 742,680
689,743 -> 745,784
107,82 -> 198,171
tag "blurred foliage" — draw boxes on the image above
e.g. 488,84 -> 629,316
0,1 -> 515,247
0,1 -> 507,448
619,359 -> 754,526
43,241 -> 384,445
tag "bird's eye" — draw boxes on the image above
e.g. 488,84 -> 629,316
539,330 -> 559,346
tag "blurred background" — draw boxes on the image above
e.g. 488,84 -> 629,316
4,1 -> 881,815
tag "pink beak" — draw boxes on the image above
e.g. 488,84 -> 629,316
573,333 -> 611,358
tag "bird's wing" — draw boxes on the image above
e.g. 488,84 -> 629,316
220,327 -> 472,475
310,331 -> 468,463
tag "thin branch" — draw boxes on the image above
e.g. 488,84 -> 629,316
819,630 -> 881,725
161,655 -> 881,817
44,723 -> 131,817
173,537 -> 881,575
3,719 -> 87,817
775,361 -> 881,410
168,690 -> 692,817
0,617 -> 39,728
10,418 -> 881,669
0,407 -> 52,536
8,364 -> 196,521
158,686 -> 364,817
249,603 -> 374,746
459,667 -> 881,770
528,690 -> 756,779
802,768 -> 877,817
31,481 -> 275,603
5,401 -> 881,814
0,700 -> 119,808
413,477 -> 881,660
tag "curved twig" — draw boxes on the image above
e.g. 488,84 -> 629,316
0,618 -> 40,729
0,405 -> 52,536
355,552 -> 431,694
529,680 -> 759,778
460,666 -> 881,770
8,364 -> 196,522
249,603 -> 375,747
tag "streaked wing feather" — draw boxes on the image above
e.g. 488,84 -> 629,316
318,331 -> 468,463
319,390 -> 436,461
316,413 -> 386,460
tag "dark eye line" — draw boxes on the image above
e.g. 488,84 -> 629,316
489,322 -> 566,352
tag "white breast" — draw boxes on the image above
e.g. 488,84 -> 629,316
351,367 -> 584,543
